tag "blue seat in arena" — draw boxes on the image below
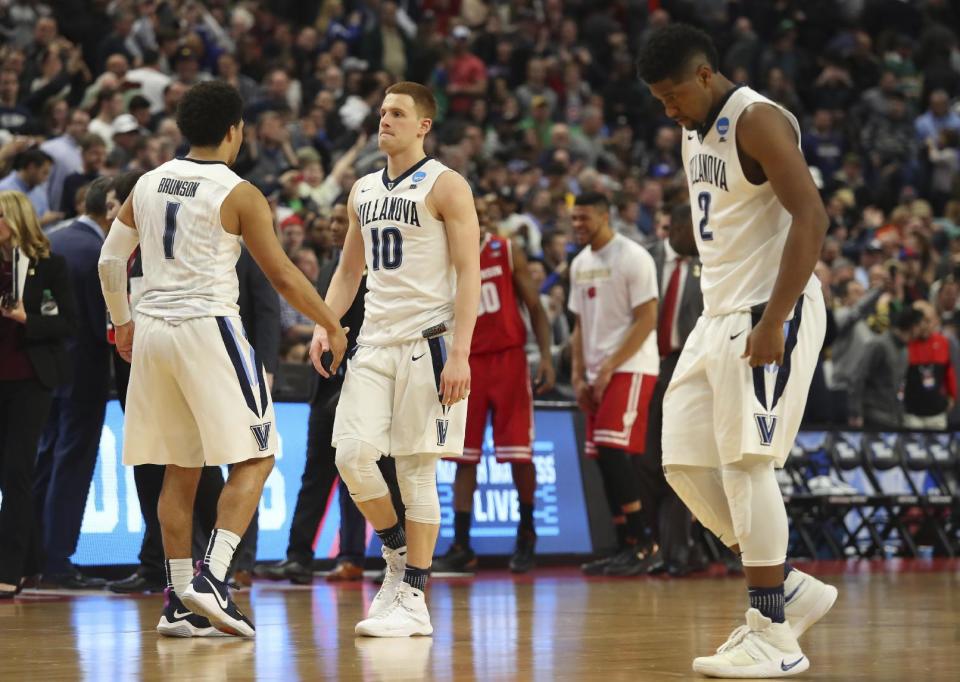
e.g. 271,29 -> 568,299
825,431 -> 890,558
783,432 -> 846,558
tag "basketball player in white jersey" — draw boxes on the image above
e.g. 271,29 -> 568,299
309,82 -> 480,637
637,25 -> 838,678
98,81 -> 347,638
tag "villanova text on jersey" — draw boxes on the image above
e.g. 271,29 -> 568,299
157,177 -> 201,198
687,153 -> 728,191
356,195 -> 422,228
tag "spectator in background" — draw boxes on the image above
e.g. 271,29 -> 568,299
40,108 -> 89,215
0,149 -> 59,228
126,50 -> 172,115
87,89 -> 124,152
915,89 -> 960,143
445,26 -> 487,117
848,306 -> 925,429
34,176 -> 118,589
60,134 -> 106,217
279,247 -> 320,360
904,301 -> 957,430
244,111 -> 300,193
803,109 -> 846,181
0,190 -> 76,598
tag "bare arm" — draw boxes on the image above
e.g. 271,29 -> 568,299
738,104 -> 828,365
324,182 -> 366,318
429,171 -> 480,405
433,171 -> 481,358
511,244 -> 555,393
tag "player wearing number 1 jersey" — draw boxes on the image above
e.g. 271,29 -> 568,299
638,25 -> 837,679
97,81 -> 347,638
311,81 -> 481,638
434,196 -> 555,576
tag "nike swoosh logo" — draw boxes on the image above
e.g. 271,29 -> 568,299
730,330 -> 746,340
781,657 -> 804,671
173,609 -> 192,619
361,187 -> 372,192
203,576 -> 229,610
784,582 -> 802,603
412,353 -> 425,361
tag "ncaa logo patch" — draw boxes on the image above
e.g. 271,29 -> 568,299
412,171 -> 427,183
491,240 -> 502,250
717,117 -> 730,136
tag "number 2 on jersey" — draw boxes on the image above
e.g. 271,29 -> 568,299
370,226 -> 403,270
697,191 -> 713,242
163,201 -> 181,259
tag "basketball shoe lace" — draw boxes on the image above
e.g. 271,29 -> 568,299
716,624 -> 751,653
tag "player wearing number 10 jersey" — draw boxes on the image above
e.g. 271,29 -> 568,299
313,81 -> 481,638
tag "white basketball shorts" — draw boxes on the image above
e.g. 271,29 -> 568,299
333,335 -> 467,457
662,287 -> 826,469
123,315 -> 277,467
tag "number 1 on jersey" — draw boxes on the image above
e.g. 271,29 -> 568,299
698,191 -> 713,241
163,201 -> 181,259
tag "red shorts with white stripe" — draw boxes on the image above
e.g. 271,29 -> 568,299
444,346 -> 533,465
585,372 -> 657,458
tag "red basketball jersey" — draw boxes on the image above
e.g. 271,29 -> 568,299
472,235 -> 527,355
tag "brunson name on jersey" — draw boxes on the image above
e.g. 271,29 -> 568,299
357,196 -> 421,228
688,153 -> 728,191
157,177 -> 200,197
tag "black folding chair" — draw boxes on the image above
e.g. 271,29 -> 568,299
826,431 -> 890,558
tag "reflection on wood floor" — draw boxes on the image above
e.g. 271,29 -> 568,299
1,562 -> 958,681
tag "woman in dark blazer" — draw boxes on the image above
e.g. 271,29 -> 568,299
0,190 -> 76,598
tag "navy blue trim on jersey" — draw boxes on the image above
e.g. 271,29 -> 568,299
254,348 -> 270,416
771,297 -> 804,410
216,316 -> 260,417
697,84 -> 744,141
381,155 -> 432,191
428,336 -> 446,402
178,156 -> 228,166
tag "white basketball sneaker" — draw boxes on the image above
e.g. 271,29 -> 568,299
355,582 -> 434,637
693,608 -> 809,678
367,545 -> 407,619
783,568 -> 838,638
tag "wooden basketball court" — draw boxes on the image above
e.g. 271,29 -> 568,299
2,561 -> 957,681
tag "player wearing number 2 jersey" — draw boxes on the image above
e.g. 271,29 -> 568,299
434,196 -> 555,576
97,81 -> 346,639
639,24 -> 836,679
311,81 -> 481,638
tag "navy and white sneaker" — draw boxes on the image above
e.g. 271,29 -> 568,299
180,563 -> 255,637
156,588 -> 231,638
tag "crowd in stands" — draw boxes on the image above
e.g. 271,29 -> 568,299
2,0 -> 960,427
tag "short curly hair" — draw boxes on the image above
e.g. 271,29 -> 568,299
636,23 -> 719,84
176,80 -> 244,147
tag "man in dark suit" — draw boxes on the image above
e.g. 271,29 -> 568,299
34,176 -> 117,589
639,202 -> 707,577
259,201 -> 402,583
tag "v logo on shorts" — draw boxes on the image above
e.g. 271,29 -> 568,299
250,422 -> 272,451
754,414 -> 777,446
436,418 -> 449,447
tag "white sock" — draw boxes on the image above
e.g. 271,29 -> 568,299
166,558 -> 194,597
205,529 -> 241,582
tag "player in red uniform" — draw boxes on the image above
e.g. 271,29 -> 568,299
433,196 -> 555,573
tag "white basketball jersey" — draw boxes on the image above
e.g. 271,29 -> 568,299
353,158 -> 457,346
682,86 -> 819,316
133,158 -> 245,322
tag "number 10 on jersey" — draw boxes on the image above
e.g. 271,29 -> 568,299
370,226 -> 403,270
